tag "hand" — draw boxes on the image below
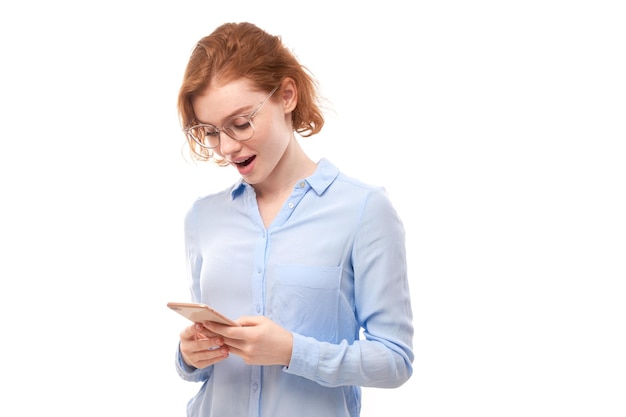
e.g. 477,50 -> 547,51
179,323 -> 229,369
204,316 -> 293,367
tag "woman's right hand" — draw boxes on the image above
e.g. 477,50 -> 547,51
179,323 -> 230,369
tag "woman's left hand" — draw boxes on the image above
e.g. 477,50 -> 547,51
203,316 -> 293,366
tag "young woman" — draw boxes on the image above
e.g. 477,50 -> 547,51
173,22 -> 414,417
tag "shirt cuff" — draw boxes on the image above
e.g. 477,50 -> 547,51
283,332 -> 320,379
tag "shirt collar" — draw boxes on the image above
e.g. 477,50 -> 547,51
230,158 -> 339,200
306,158 -> 339,196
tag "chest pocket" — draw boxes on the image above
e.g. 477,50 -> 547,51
266,264 -> 341,342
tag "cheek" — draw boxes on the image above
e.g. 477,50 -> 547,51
264,123 -> 292,155
253,109 -> 293,153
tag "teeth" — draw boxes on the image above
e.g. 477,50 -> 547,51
235,156 -> 252,165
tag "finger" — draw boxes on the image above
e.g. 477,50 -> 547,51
223,344 -> 243,358
180,324 -> 200,339
235,316 -> 263,326
194,323 -> 219,338
185,345 -> 230,369
193,347 -> 230,367
195,336 -> 225,351
204,321 -> 243,339
182,336 -> 227,360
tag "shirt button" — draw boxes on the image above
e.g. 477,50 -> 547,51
288,202 -> 294,209
252,383 -> 259,391
299,182 -> 305,188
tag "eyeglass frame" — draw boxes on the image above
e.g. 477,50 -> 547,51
184,85 -> 280,149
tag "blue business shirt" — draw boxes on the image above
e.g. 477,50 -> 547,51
175,158 -> 414,417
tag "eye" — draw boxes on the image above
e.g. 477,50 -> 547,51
228,116 -> 252,131
204,128 -> 220,137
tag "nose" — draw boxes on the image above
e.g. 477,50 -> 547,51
218,130 -> 242,156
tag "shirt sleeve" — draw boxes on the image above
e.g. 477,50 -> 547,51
284,187 -> 414,388
173,202 -> 214,383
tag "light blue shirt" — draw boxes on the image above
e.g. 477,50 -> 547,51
175,158 -> 414,417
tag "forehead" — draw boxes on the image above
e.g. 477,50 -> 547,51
192,78 -> 261,124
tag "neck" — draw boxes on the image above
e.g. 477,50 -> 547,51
254,140 -> 316,200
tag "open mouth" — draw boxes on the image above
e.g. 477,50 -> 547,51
234,156 -> 255,167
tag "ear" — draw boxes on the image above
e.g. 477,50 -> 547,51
279,77 -> 298,113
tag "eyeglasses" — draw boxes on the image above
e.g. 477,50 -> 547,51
185,85 -> 280,149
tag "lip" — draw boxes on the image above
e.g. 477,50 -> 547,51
231,155 -> 256,176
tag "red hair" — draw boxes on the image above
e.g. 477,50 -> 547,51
177,22 -> 324,163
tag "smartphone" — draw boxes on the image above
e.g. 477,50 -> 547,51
167,302 -> 240,326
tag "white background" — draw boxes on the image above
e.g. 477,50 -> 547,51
1,1 -> 624,416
